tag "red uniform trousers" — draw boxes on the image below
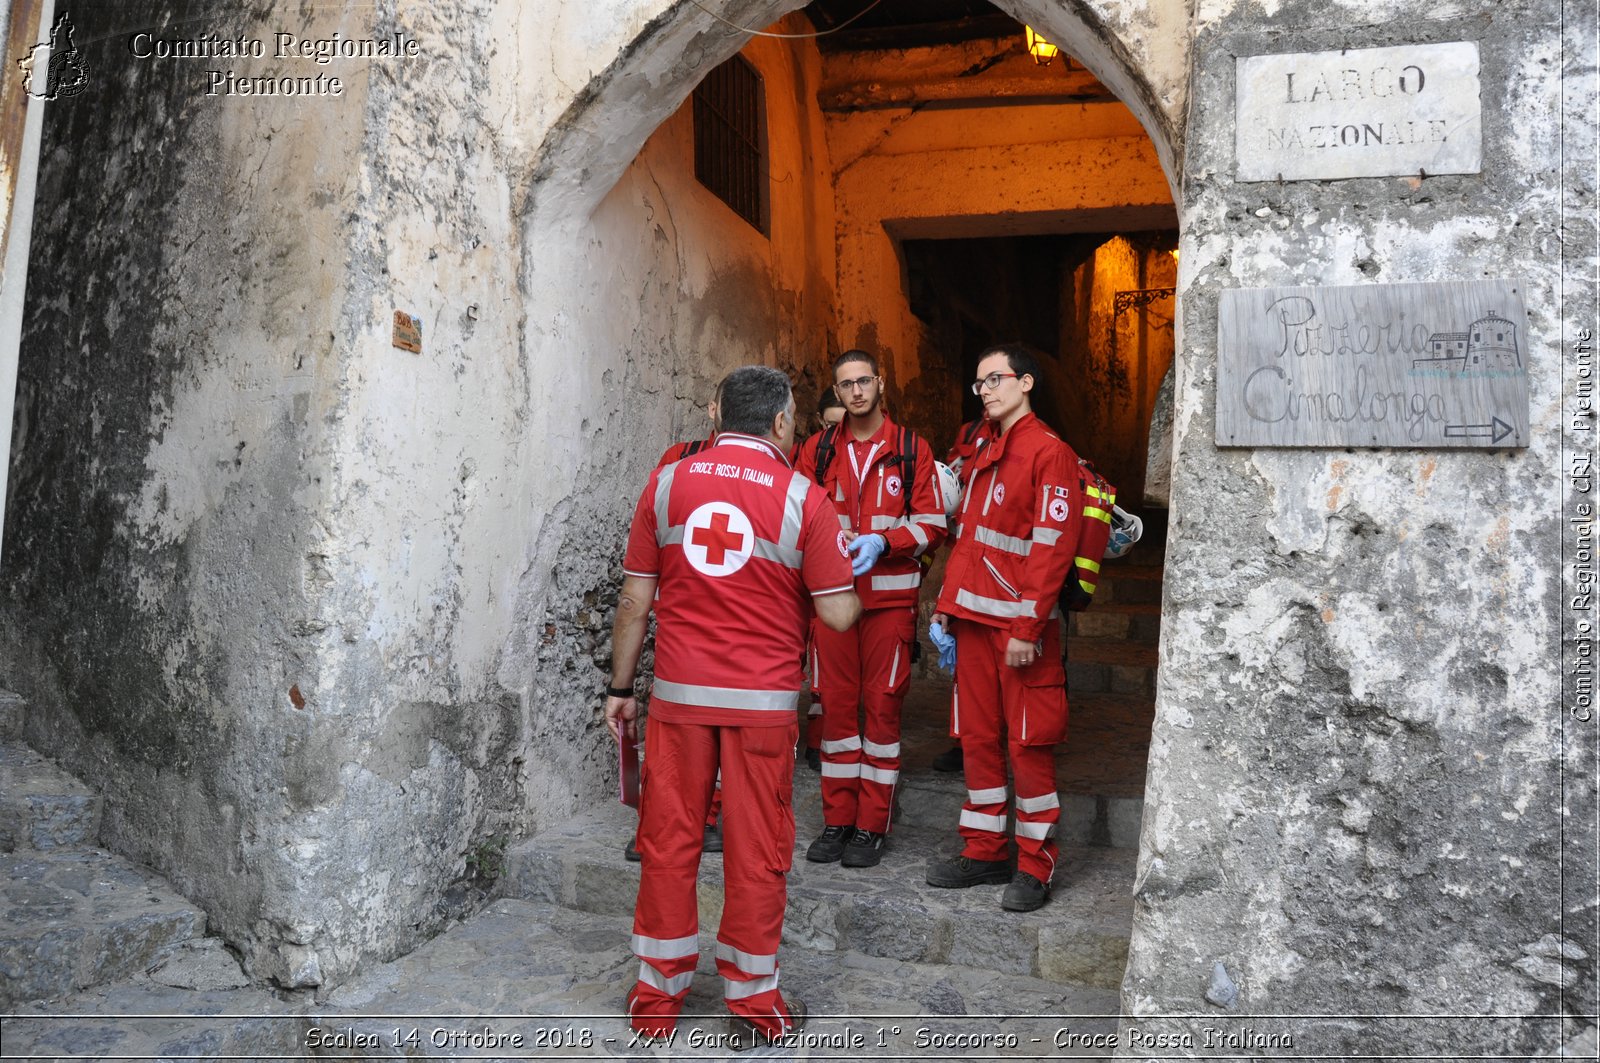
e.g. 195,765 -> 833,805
805,623 -> 824,751
629,717 -> 799,1039
949,616 -> 1066,884
814,606 -> 915,834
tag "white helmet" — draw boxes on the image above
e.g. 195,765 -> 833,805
934,461 -> 963,519
1104,505 -> 1143,559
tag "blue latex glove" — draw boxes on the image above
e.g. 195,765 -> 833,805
847,533 -> 886,576
928,621 -> 957,673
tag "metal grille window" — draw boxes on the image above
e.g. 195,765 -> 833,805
693,56 -> 767,234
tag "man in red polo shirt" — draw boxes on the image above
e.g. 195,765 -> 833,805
605,366 -> 860,1046
926,343 -> 1082,913
795,349 -> 947,868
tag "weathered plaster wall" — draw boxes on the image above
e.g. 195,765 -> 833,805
1123,0 -> 1594,1054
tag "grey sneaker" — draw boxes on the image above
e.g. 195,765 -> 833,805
806,824 -> 851,863
1001,870 -> 1050,912
926,854 -> 1012,888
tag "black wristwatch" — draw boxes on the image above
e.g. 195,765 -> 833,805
606,684 -> 635,699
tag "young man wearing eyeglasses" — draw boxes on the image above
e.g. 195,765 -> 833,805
794,349 -> 948,868
925,343 -> 1082,912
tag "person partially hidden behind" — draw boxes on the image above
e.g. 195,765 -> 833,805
802,386 -> 847,772
604,365 -> 861,1047
926,343 -> 1083,913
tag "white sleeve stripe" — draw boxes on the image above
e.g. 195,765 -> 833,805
622,568 -> 658,579
811,583 -> 856,597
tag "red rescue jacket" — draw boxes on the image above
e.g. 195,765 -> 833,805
794,414 -> 948,610
935,412 -> 1082,642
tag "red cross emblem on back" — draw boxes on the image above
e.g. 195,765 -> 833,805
683,502 -> 756,577
692,510 -> 745,566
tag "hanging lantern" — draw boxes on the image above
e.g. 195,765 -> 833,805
1025,26 -> 1060,66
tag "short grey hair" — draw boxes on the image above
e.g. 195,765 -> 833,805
717,366 -> 793,436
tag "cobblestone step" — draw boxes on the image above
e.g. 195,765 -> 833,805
0,847 -> 207,1008
502,789 -> 1135,994
0,741 -> 103,853
308,897 -> 1123,1059
0,975 -> 300,1060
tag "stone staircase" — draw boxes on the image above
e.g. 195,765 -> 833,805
0,523 -> 1165,1059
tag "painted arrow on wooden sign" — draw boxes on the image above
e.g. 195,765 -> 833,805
1444,417 -> 1514,444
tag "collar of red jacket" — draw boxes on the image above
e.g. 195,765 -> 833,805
970,410 -> 1039,472
714,432 -> 792,466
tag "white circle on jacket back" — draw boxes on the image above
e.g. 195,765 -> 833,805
683,502 -> 755,577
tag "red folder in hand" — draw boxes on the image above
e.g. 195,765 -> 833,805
620,737 -> 640,808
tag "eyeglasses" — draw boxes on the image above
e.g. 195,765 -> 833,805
835,375 -> 877,393
972,372 -> 1020,395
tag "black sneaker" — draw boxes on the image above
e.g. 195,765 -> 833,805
804,746 -> 821,771
726,996 -> 807,1051
703,822 -> 723,853
840,828 -> 886,868
931,745 -> 964,772
926,854 -> 1012,888
1001,870 -> 1050,912
805,824 -> 851,863
624,836 -> 641,863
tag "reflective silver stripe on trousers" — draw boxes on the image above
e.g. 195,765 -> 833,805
638,963 -> 695,996
862,738 -> 900,758
870,572 -> 921,592
968,786 -> 1009,805
652,464 -> 678,548
1016,820 -> 1058,841
887,645 -> 900,688
653,680 -> 798,712
1015,792 -> 1060,813
1032,526 -> 1062,546
974,524 -> 1031,556
780,471 -> 811,551
821,735 -> 861,754
723,972 -> 781,1000
960,810 -> 1007,833
821,762 -> 860,779
715,941 -> 777,976
633,933 -> 699,960
860,765 -> 899,785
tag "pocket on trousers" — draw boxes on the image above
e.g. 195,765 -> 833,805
741,724 -> 796,874
1019,679 -> 1067,747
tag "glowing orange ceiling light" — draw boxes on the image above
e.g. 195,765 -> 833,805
1025,26 -> 1059,66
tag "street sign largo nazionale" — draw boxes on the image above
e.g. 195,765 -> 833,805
1216,280 -> 1530,449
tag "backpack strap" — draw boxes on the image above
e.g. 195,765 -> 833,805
899,425 -> 917,518
682,438 -> 709,458
813,424 -> 839,487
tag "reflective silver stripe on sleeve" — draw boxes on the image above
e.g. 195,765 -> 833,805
862,738 -> 901,758
750,538 -> 802,569
621,568 -> 656,579
912,512 -> 948,528
870,514 -> 905,531
820,762 -> 860,779
633,933 -> 700,960
722,972 -> 781,1000
871,572 -> 921,592
860,765 -> 900,785
821,735 -> 862,754
652,680 -> 798,713
653,464 -> 677,548
974,525 -> 1031,556
780,471 -> 811,551
838,513 -> 852,530
1032,526 -> 1062,546
968,786 -> 1009,805
907,521 -> 929,550
638,963 -> 695,996
661,526 -> 684,547
715,941 -> 777,976
1015,792 -> 1060,813
1016,820 -> 1058,841
960,810 -> 1008,833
